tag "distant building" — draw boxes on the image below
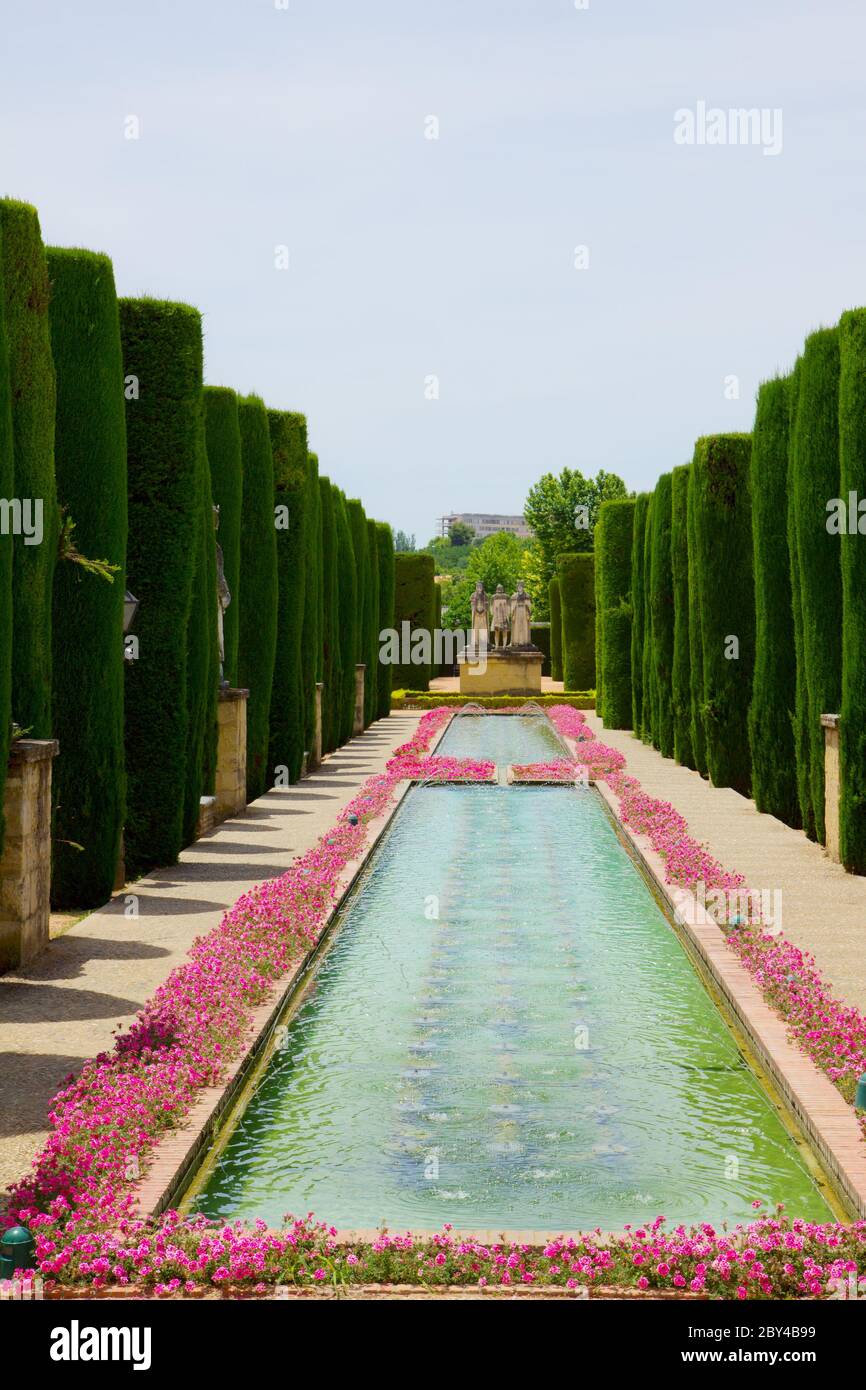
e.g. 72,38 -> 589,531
439,512 -> 533,541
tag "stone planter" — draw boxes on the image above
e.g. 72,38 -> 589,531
821,713 -> 841,863
354,664 -> 366,736
0,739 -> 59,972
214,688 -> 249,821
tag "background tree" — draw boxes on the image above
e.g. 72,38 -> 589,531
445,531 -> 529,628
448,520 -> 475,546
393,529 -> 415,551
524,466 -> 628,585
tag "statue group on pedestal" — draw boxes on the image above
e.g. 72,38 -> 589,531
470,580 -> 533,650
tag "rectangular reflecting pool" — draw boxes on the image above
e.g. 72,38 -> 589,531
188,718 -> 836,1230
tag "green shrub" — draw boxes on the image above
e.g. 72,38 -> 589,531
747,377 -> 799,825
347,499 -> 370,725
549,576 -> 562,681
790,328 -> 841,843
47,248 -> 127,906
319,477 -> 340,752
0,200 -> 58,737
629,494 -> 649,734
690,434 -> 754,794
365,518 -> 380,721
268,410 -> 308,784
0,223 -> 16,859
393,552 -> 436,690
376,522 -> 395,718
203,387 -> 242,686
594,526 -> 604,715
786,358 -> 813,836
119,298 -> 201,874
237,394 -> 278,800
557,552 -> 595,689
640,493 -> 656,744
530,622 -> 552,676
301,451 -> 321,752
838,311 -> 866,870
595,497 -> 634,728
686,467 -> 707,777
333,489 -> 357,743
648,473 -> 674,756
183,411 -> 219,843
670,465 -> 694,769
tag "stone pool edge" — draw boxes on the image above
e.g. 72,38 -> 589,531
591,773 -> 866,1222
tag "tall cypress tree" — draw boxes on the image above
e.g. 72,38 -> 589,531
268,409 -> 308,784
47,248 -> 127,906
300,450 -> 320,754
549,575 -> 562,683
237,394 -> 278,800
837,311 -> 866,869
595,497 -> 634,728
670,465 -> 694,769
183,411 -> 219,843
0,222 -> 16,859
0,200 -> 58,738
333,489 -> 357,742
629,494 -> 649,734
204,387 -> 242,687
556,552 -> 595,689
686,462 -> 707,777
375,522 -> 395,718
319,476 -> 340,752
365,517 -> 380,723
649,472 -> 674,756
641,493 -> 656,743
347,499 -> 370,724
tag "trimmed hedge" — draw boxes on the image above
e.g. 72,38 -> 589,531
595,497 -> 634,728
690,434 -> 754,794
268,410 -> 308,785
237,394 -> 278,800
183,410 -> 219,843
790,328 -> 841,844
301,451 -> 321,753
748,377 -> 799,825
786,358 -> 813,837
838,312 -> 866,870
0,200 -> 58,737
530,622 -> 552,677
365,518 -> 380,721
203,387 -> 242,686
333,489 -> 357,743
557,552 -> 595,690
393,552 -> 436,691
629,494 -> 649,735
0,222 -> 15,860
47,248 -> 128,907
686,466 -> 707,777
549,575 -> 562,682
119,298 -> 201,875
648,473 -> 674,756
318,477 -> 340,752
670,465 -> 694,769
376,522 -> 395,718
594,529 -> 604,714
347,499 -> 370,725
640,493 -> 655,744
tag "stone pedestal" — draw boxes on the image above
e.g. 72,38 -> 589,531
822,713 -> 841,863
309,681 -> 323,771
354,664 -> 366,736
215,688 -> 249,821
458,647 -> 543,695
0,739 -> 59,972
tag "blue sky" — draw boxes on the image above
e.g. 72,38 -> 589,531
3,0 -> 865,542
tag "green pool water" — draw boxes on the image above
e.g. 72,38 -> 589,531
190,719 -> 835,1230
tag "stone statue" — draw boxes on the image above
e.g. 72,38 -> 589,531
470,582 -> 489,638
509,580 -> 532,647
214,505 -> 231,687
491,583 -> 510,648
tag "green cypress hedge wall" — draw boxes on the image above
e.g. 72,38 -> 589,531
686,465 -> 707,777
629,494 -> 649,735
119,298 -> 201,875
347,499 -> 370,724
376,522 -> 395,718
365,517 -> 380,721
0,224 -> 16,859
649,472 -> 674,756
837,312 -> 866,870
670,465 -> 694,769
557,552 -> 595,690
334,490 -> 357,743
691,433 -> 754,794
183,412 -> 219,843
747,377 -> 800,825
300,450 -> 321,754
319,477 -> 340,753
203,387 -> 242,686
786,359 -> 813,837
393,552 -> 436,690
595,497 -> 634,728
47,248 -> 127,907
549,575 -> 562,682
531,623 -> 552,677
594,529 -> 604,713
640,493 -> 656,743
0,200 -> 58,737
268,409 -> 308,785
790,327 -> 841,844
237,394 -> 278,800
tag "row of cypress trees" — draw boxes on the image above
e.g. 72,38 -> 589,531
596,308 -> 866,874
0,197 -> 395,910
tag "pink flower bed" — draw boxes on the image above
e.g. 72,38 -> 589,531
511,760 -> 584,781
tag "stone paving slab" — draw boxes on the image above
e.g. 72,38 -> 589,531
0,713 -> 421,1197
586,713 -> 866,1016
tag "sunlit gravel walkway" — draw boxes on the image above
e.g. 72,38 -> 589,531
586,713 -> 866,1018
0,713 -> 421,1197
